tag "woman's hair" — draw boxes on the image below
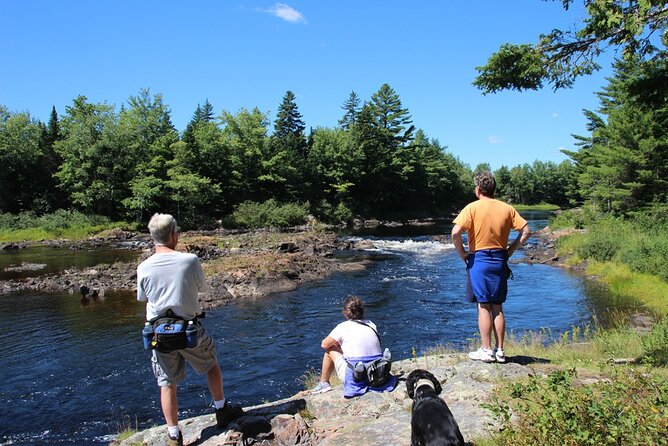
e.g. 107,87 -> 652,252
474,171 -> 496,197
148,213 -> 177,245
343,295 -> 365,320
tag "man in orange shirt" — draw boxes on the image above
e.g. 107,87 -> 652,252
452,171 -> 531,363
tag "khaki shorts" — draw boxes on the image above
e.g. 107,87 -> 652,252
334,356 -> 347,381
151,324 -> 218,386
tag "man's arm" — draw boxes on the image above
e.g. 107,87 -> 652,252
507,224 -> 531,257
451,224 -> 468,263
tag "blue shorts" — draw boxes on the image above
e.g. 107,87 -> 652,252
465,249 -> 509,304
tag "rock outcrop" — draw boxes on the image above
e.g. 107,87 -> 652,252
115,353 -> 537,446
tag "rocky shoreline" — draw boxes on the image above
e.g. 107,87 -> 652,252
115,352 -> 553,446
0,228 -> 385,304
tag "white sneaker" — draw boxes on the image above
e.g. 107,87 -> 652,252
310,381 -> 332,394
494,348 -> 506,363
468,347 -> 495,362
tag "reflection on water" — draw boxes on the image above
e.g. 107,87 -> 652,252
0,214 -> 636,445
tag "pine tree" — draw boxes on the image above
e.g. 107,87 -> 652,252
264,91 -> 308,201
339,91 -> 360,130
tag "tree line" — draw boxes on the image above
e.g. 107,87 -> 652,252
1,84 -> 577,228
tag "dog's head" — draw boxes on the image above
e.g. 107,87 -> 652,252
406,369 -> 442,399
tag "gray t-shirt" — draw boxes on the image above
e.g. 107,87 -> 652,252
137,251 -> 205,320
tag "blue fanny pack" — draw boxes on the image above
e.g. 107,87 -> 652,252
144,310 -> 197,353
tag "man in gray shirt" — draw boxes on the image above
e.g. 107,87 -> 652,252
137,213 -> 242,446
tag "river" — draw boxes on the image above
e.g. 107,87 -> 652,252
0,214 -> 619,445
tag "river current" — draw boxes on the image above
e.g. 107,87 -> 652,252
0,215 -> 614,445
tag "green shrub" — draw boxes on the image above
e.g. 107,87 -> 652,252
267,201 -> 309,227
312,199 -> 334,223
484,368 -> 668,446
0,211 -> 37,230
641,317 -> 668,367
334,202 -> 354,224
549,207 -> 601,230
228,200 -> 308,229
629,204 -> 668,232
0,209 -> 111,232
619,237 -> 668,282
575,217 -> 624,262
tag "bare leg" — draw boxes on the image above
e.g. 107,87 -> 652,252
206,361 -> 224,401
491,304 -> 505,350
477,303 -> 493,350
319,345 -> 343,383
160,384 -> 179,427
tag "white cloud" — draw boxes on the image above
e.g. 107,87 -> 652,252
488,135 -> 503,144
263,3 -> 307,23
552,112 -> 559,118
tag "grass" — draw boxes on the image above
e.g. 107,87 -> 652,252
0,224 -> 116,242
0,210 -> 132,242
300,367 -> 342,391
108,428 -> 140,446
203,251 -> 320,279
585,261 -> 668,318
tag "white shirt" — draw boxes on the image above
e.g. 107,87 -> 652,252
328,319 -> 382,358
137,251 -> 205,320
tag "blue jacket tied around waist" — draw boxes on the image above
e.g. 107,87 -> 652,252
343,353 -> 397,398
465,249 -> 509,304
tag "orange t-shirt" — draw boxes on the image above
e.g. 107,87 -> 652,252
453,199 -> 527,252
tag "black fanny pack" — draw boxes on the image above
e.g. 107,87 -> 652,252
146,310 -> 197,353
349,356 -> 392,387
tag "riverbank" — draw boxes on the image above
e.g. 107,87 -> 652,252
114,352 -> 539,446
0,229 -> 346,302
0,226 -> 407,303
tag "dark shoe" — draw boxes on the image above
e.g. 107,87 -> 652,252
215,402 -> 244,428
166,431 -> 183,446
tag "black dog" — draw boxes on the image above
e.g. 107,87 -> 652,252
406,369 -> 464,446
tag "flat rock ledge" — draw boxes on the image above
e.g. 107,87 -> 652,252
115,353 -> 535,446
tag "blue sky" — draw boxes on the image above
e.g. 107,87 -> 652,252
0,1 -> 618,170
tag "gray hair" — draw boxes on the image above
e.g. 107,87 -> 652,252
148,213 -> 177,245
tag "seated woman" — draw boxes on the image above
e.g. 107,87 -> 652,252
311,295 -> 396,398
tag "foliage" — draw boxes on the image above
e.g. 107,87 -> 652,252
619,236 -> 668,281
484,368 -> 668,446
641,317 -> 668,366
338,90 -> 361,130
0,209 -> 120,241
0,107 -> 60,213
474,0 -> 668,93
0,83 -> 578,226
334,202 -> 354,224
226,200 -> 309,229
549,207 -> 602,229
574,217 -> 625,261
558,208 -> 668,287
494,160 -> 576,206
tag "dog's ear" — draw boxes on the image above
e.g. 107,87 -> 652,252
432,376 -> 443,395
406,371 -> 417,399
